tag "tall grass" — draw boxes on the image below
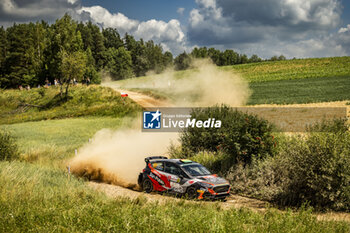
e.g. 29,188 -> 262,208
1,161 -> 349,232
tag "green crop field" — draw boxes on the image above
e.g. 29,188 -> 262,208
248,75 -> 350,105
225,56 -> 350,83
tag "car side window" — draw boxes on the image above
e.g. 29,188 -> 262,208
151,162 -> 164,171
164,162 -> 181,176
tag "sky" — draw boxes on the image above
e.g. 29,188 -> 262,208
0,0 -> 350,58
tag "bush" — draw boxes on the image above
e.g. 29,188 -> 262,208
178,105 -> 276,171
0,130 -> 19,161
227,119 -> 350,211
275,132 -> 350,211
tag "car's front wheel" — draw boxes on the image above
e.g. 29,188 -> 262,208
186,186 -> 198,199
142,178 -> 153,193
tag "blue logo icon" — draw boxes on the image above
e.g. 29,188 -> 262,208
143,110 -> 162,129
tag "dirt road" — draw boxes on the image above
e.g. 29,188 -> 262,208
103,82 -> 172,107
89,181 -> 350,222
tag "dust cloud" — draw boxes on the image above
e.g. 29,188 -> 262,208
120,59 -> 251,107
69,126 -> 177,189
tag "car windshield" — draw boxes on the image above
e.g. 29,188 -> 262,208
181,163 -> 211,176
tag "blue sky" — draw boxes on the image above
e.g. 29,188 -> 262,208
341,0 -> 350,25
1,0 -> 350,58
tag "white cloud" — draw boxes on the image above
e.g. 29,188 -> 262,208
177,7 -> 185,15
338,24 -> 350,33
187,0 -> 346,58
0,0 -> 80,23
77,6 -> 138,33
77,5 -> 187,55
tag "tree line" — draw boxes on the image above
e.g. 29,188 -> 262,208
0,14 -> 286,89
174,47 -> 286,70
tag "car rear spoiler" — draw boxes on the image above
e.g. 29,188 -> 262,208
145,156 -> 168,163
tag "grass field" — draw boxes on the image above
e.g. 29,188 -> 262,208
248,75 -> 350,105
0,117 -> 135,167
0,85 -> 141,124
224,56 -> 350,82
1,161 -> 349,232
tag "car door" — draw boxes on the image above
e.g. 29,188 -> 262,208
148,161 -> 171,190
164,162 -> 185,193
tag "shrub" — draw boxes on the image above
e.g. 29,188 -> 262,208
0,130 -> 19,161
179,105 -> 276,170
275,132 -> 350,211
227,119 -> 350,211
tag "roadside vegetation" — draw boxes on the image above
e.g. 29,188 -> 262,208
170,106 -> 350,212
0,85 -> 140,124
1,161 -> 349,232
0,129 -> 19,161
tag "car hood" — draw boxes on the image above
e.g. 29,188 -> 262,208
196,175 -> 228,185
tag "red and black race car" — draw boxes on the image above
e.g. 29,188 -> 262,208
138,156 -> 230,200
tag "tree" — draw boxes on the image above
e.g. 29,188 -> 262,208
4,23 -> 41,88
174,52 -> 192,70
191,47 -> 208,58
220,49 -> 239,65
105,47 -> 133,80
249,54 -> 262,63
84,48 -> 100,84
103,28 -> 124,49
0,26 -> 7,87
163,51 -> 173,68
278,55 -> 286,61
61,51 -> 86,97
145,40 -> 165,73
270,56 -> 279,61
208,48 -> 221,65
239,54 -> 249,64
46,14 -> 83,84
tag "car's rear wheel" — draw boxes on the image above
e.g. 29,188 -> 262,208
142,178 -> 153,193
186,186 -> 198,199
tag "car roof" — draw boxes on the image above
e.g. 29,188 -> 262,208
150,158 -> 198,165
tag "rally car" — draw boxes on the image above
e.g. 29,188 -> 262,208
138,156 -> 230,200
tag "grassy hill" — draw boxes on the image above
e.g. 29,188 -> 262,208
0,85 -> 141,124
